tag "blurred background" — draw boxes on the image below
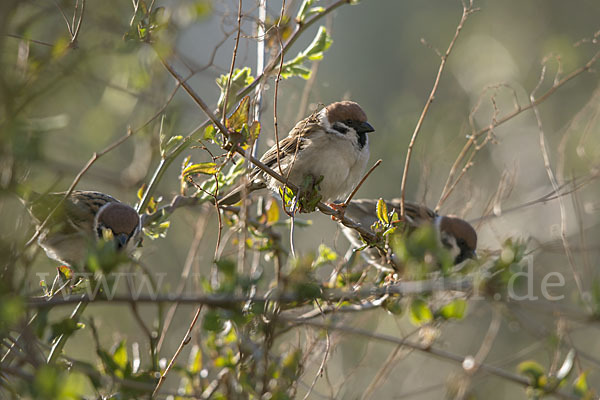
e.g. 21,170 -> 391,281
1,0 -> 600,398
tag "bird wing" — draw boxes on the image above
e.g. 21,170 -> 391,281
252,116 -> 321,178
27,191 -> 118,234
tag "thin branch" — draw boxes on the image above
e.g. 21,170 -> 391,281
437,49 -> 600,209
152,306 -> 203,398
529,62 -> 586,304
281,317 -> 580,400
28,276 -> 475,308
343,159 -> 382,205
399,1 -> 477,218
220,0 -> 243,126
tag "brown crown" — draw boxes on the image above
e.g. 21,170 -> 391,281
439,216 -> 477,251
325,101 -> 368,123
96,203 -> 140,235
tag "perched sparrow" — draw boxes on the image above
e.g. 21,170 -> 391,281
20,190 -> 142,266
342,198 -> 477,269
220,101 -> 375,206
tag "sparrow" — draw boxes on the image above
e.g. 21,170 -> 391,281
220,101 -> 375,206
341,198 -> 477,269
19,190 -> 142,267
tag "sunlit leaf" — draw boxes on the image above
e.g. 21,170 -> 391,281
265,198 -> 280,226
314,244 -> 338,268
409,298 -> 433,326
161,135 -> 183,157
226,96 -> 250,132
188,345 -> 202,374
112,340 -> 128,371
248,120 -> 261,141
517,360 -> 546,387
438,299 -> 467,320
281,26 -> 332,80
204,125 -> 216,141
573,372 -> 589,396
182,162 -> 219,179
216,68 -> 254,112
376,198 -> 389,224
58,265 -> 73,280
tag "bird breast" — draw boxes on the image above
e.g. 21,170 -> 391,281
284,130 -> 369,202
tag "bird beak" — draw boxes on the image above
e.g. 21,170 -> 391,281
357,121 -> 375,134
115,233 -> 129,249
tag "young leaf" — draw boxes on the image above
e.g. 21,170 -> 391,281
264,198 -> 280,226
216,68 -> 254,113
573,372 -> 589,396
182,162 -> 218,179
248,120 -> 261,141
204,125 -> 216,141
517,360 -> 546,387
409,298 -> 433,326
376,198 -> 389,224
112,340 -> 128,371
281,26 -> 332,80
438,299 -> 467,320
160,135 -> 183,157
314,244 -> 338,268
226,96 -> 250,132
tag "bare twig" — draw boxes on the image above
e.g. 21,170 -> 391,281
152,306 -> 203,398
399,1 -> 477,218
437,49 -> 600,209
343,159 -> 382,205
281,317 -> 580,400
156,212 -> 210,352
530,62 -> 586,304
220,0 -> 243,126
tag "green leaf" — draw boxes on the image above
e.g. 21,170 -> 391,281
281,26 -> 332,80
215,259 -> 236,279
161,135 -> 183,157
296,0 -> 322,24
264,198 -> 280,226
438,299 -> 467,320
112,340 -> 128,371
182,162 -> 218,179
314,244 -> 338,268
203,310 -> 224,332
303,26 -> 332,60
409,298 -> 433,326
204,125 -> 217,141
382,297 -> 404,315
226,96 -> 250,132
573,372 -> 589,396
216,68 -> 254,113
50,318 -> 81,341
248,120 -> 261,141
376,198 -> 389,224
296,0 -> 314,22
189,345 -> 203,374
517,360 -> 546,386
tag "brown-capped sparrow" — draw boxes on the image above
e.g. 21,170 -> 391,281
220,101 -> 375,205
342,198 -> 477,269
20,190 -> 142,266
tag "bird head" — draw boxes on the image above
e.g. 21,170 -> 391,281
319,101 -> 375,149
94,202 -> 142,254
437,216 -> 477,264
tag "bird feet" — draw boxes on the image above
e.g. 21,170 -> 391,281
328,202 -> 347,220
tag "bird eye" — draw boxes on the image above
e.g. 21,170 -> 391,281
345,119 -> 353,125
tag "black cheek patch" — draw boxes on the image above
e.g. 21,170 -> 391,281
357,132 -> 367,149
